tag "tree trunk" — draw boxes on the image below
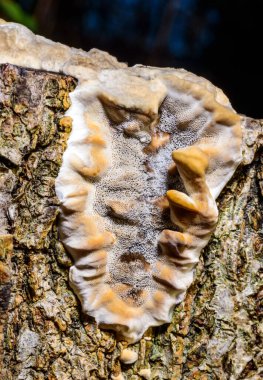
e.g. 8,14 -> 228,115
0,63 -> 262,380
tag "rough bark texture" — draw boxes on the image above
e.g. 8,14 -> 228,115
0,63 -> 262,380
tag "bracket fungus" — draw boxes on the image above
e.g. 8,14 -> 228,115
0,20 -> 243,343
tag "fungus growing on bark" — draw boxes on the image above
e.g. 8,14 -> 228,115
0,21 -> 243,343
119,349 -> 138,364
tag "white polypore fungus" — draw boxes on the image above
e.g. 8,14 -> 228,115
0,21 -> 243,343
119,349 -> 138,364
138,369 -> 151,380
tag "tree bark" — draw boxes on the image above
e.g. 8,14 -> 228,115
0,63 -> 262,380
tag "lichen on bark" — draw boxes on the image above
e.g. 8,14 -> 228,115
0,63 -> 262,380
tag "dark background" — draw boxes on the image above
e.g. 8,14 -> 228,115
1,0 -> 262,118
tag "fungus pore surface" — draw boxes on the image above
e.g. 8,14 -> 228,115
0,21 -> 243,343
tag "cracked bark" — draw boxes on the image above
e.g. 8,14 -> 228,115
0,63 -> 262,380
